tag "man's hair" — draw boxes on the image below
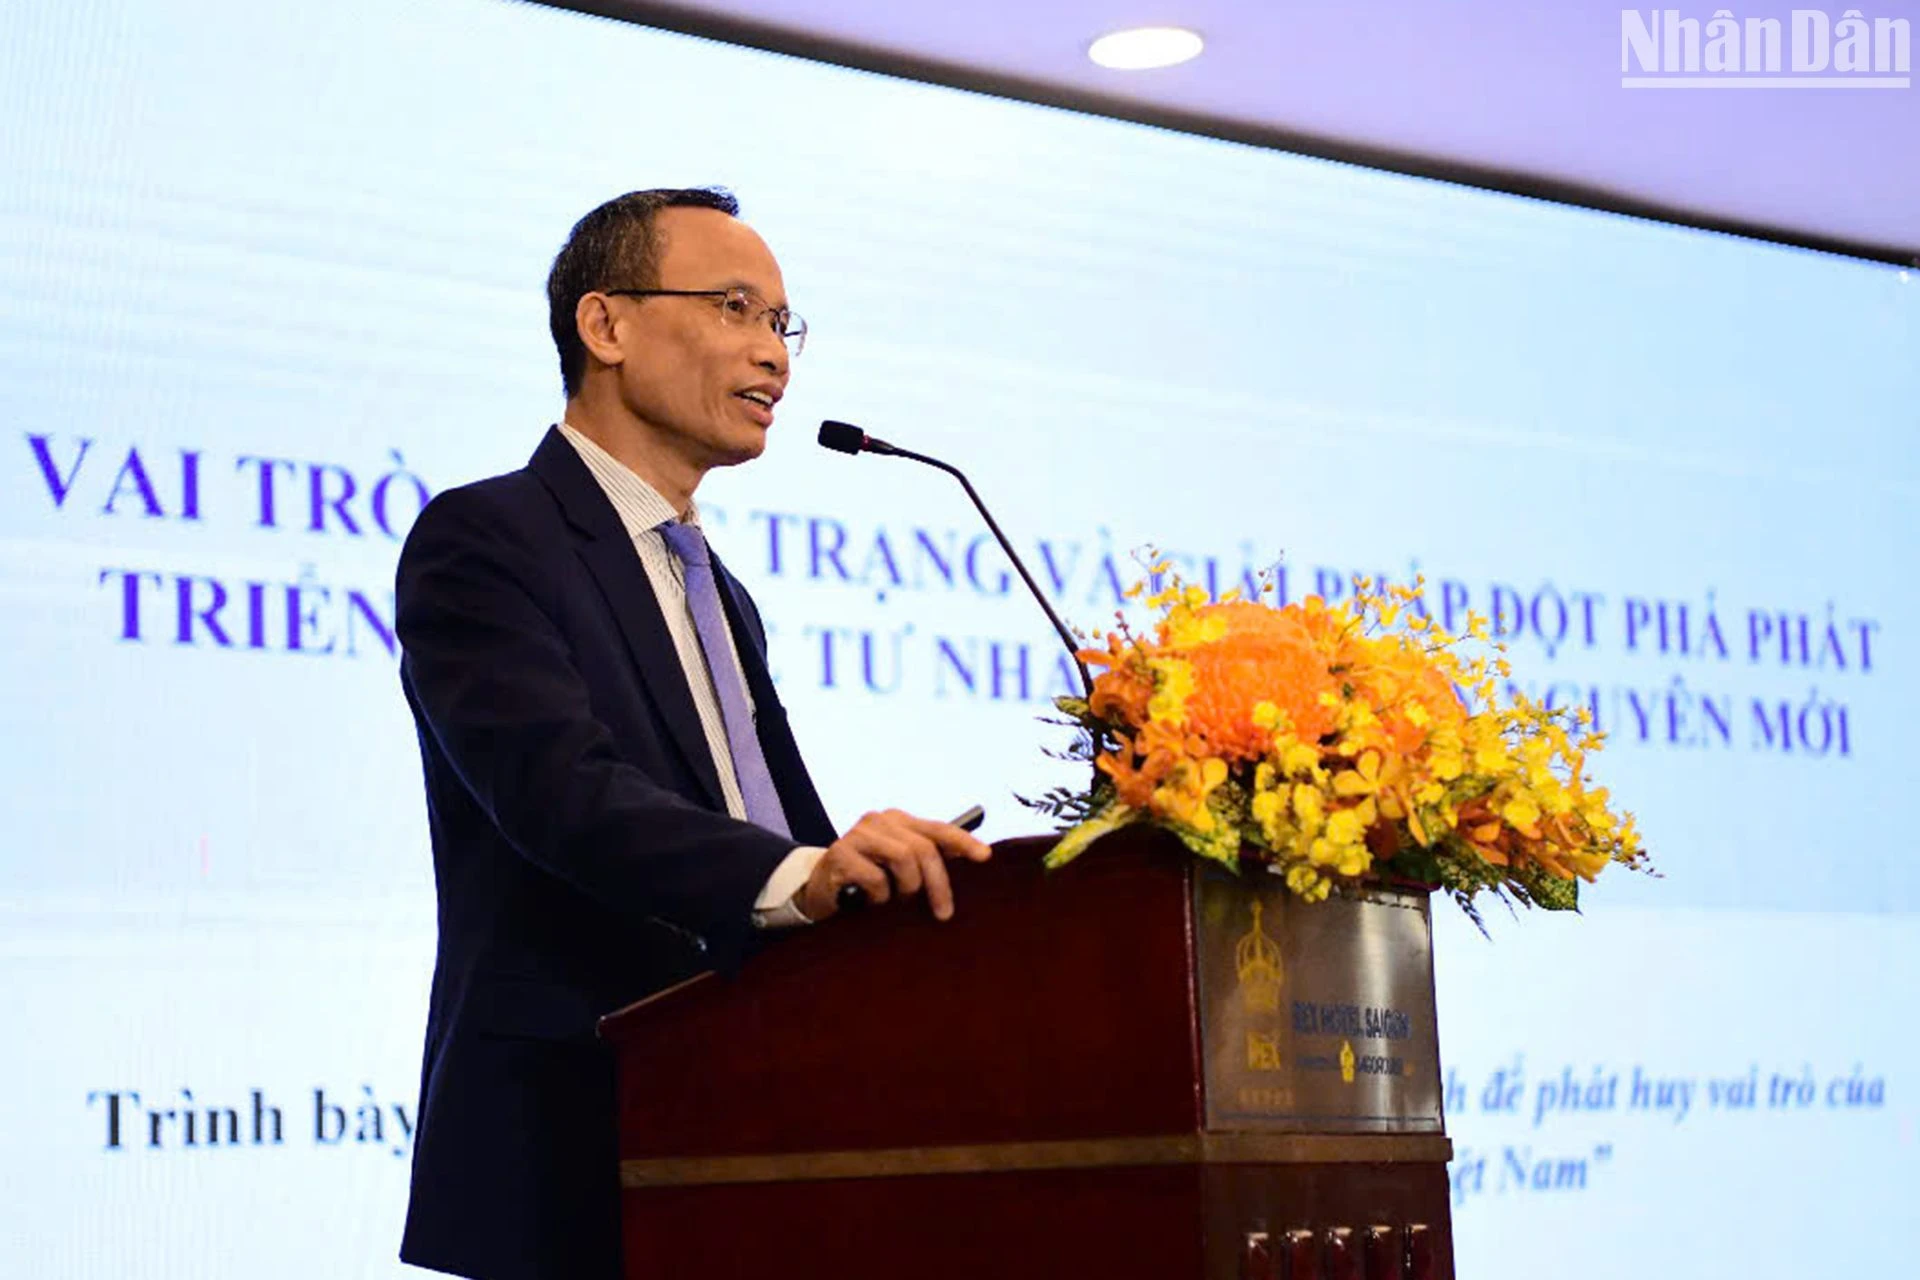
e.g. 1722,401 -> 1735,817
546,186 -> 741,398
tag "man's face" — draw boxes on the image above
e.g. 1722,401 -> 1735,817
596,207 -> 792,471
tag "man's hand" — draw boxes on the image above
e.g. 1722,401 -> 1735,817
796,809 -> 992,922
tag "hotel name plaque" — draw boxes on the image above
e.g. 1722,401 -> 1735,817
1193,865 -> 1444,1134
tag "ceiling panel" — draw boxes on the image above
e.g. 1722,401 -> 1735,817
547,0 -> 1919,264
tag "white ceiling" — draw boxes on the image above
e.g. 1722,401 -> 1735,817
555,0 -> 1920,264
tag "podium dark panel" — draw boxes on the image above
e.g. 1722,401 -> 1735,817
602,834 -> 1203,1158
622,1164 -> 1204,1277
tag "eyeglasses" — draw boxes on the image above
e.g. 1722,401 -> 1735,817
604,286 -> 807,357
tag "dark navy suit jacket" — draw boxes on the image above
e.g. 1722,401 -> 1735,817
394,427 -> 836,1280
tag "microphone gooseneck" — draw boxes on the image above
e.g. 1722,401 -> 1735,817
816,420 -> 1094,699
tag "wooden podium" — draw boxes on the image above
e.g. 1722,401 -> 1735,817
598,828 -> 1455,1279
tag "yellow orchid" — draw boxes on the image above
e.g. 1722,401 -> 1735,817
1145,656 -> 1196,726
1040,564 -> 1650,914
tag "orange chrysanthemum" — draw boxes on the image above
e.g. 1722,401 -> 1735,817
1176,601 -> 1339,758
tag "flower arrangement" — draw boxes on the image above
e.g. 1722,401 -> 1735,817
1028,567 -> 1651,926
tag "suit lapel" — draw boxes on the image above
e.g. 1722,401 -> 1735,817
527,428 -> 726,812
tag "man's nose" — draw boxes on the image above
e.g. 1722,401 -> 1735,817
750,325 -> 789,377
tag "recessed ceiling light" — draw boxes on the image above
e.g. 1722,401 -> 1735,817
1087,26 -> 1204,71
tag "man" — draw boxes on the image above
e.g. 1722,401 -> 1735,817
394,187 -> 990,1280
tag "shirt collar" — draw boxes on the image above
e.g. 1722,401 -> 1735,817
556,420 -> 701,540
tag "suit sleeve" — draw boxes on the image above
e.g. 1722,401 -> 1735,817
395,485 -> 797,947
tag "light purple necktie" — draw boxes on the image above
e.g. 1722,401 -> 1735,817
658,520 -> 791,838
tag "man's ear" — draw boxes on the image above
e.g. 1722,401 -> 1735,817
575,292 -> 625,370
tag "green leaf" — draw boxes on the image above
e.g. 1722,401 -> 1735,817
1166,821 -> 1243,875
1042,802 -> 1136,869
1528,873 -> 1580,912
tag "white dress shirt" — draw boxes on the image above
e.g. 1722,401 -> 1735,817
558,422 -> 824,927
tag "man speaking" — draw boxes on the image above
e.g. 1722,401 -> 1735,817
393,188 -> 990,1280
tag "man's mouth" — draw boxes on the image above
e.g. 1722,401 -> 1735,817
736,390 -> 775,408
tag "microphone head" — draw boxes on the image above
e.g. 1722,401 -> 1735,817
817,420 -> 868,454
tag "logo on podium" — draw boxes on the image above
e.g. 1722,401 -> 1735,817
1235,898 -> 1284,1014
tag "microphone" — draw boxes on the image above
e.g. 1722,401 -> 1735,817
817,420 -> 1093,698
817,420 -> 900,457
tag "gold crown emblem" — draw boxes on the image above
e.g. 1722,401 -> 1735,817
1339,1039 -> 1357,1085
1235,898 -> 1283,1014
